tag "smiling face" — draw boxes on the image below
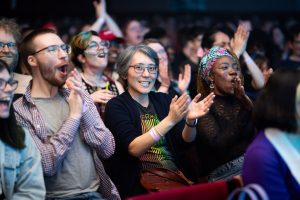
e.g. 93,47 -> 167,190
83,35 -> 108,71
0,67 -> 13,118
210,56 -> 241,95
127,51 -> 158,101
0,28 -> 19,71
30,33 -> 69,87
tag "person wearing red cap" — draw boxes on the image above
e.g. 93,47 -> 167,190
99,29 -> 125,83
70,30 -> 124,119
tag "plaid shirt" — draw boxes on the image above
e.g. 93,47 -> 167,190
13,82 -> 120,200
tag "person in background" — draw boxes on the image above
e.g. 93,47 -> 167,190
143,26 -> 175,63
70,30 -> 124,118
243,68 -> 300,200
191,46 -> 255,182
104,45 -> 215,198
14,28 -> 120,200
280,24 -> 300,69
122,19 -> 144,46
0,59 -> 45,199
143,38 -> 191,97
99,29 -> 125,81
0,18 -> 32,99
172,26 -> 206,98
243,55 -> 273,101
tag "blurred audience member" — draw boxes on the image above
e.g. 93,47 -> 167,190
243,68 -> 300,200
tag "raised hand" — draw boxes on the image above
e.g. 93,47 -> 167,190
178,64 -> 191,94
231,23 -> 250,58
186,92 -> 215,120
93,0 -> 106,19
91,89 -> 116,104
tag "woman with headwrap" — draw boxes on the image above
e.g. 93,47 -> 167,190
190,46 -> 255,182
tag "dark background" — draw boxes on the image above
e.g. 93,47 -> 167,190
1,0 -> 300,20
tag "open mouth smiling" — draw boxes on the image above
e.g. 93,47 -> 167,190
0,96 -> 12,107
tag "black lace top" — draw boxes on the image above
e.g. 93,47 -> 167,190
194,95 -> 254,177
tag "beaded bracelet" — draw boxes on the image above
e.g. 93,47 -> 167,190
185,119 -> 198,128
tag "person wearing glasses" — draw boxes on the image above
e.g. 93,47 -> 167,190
70,30 -> 124,119
143,38 -> 191,98
104,45 -> 215,198
13,29 -> 120,200
0,18 -> 32,99
0,59 -> 45,199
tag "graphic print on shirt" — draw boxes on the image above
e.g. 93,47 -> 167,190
139,113 -> 177,170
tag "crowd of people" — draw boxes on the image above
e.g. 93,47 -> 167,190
0,1 -> 300,199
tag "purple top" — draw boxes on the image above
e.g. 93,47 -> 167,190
242,130 -> 300,200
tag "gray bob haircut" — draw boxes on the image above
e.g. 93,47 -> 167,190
116,44 -> 159,80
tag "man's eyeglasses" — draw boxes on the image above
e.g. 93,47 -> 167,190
0,42 -> 17,51
32,44 -> 71,55
129,63 -> 158,74
0,78 -> 18,91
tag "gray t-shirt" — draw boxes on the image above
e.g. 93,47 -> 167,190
33,93 -> 99,198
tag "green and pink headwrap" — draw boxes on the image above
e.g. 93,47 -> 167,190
199,46 -> 235,84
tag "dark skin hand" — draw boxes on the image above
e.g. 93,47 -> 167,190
233,76 -> 253,110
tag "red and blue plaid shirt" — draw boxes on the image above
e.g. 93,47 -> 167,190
13,81 -> 120,200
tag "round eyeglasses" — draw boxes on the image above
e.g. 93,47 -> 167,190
86,40 -> 110,50
129,63 -> 158,74
0,78 -> 18,91
0,42 -> 18,51
84,40 -> 110,58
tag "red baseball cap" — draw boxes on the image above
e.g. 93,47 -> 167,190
99,29 -> 124,43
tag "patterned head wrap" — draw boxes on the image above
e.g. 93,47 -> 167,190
199,46 -> 235,84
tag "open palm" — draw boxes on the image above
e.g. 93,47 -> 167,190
186,92 -> 215,120
178,64 -> 191,94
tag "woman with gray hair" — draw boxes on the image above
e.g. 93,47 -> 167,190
104,44 -> 214,198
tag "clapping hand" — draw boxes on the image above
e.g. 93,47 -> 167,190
186,92 -> 215,120
167,93 -> 191,125
66,69 -> 85,119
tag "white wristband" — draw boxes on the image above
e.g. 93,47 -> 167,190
149,128 -> 161,142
